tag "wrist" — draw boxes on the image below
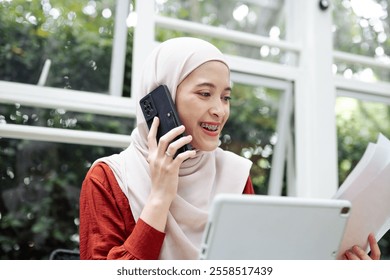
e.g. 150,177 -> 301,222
140,193 -> 174,232
149,187 -> 176,205
147,193 -> 173,212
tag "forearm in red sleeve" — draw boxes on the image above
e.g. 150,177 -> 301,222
79,163 -> 165,260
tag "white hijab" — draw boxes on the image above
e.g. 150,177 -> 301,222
95,37 -> 252,259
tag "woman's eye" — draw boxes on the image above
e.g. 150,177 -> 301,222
199,92 -> 210,97
223,96 -> 232,102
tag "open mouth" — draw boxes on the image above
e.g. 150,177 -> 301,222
200,123 -> 219,132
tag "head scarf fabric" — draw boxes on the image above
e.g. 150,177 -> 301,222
95,37 -> 252,259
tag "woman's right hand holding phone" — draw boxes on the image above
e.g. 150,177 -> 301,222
140,117 -> 196,232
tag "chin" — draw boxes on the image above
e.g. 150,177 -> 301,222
193,142 -> 219,152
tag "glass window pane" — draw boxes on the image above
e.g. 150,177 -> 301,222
0,0 -> 116,93
155,29 -> 292,64
0,104 -> 135,135
336,96 -> 390,184
221,80 -> 287,194
155,0 -> 293,64
0,139 -> 123,259
156,0 -> 286,37
332,0 -> 390,82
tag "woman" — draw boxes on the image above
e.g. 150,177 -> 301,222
79,37 -> 254,259
79,37 -> 380,260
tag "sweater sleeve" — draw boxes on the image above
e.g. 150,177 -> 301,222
79,162 -> 165,260
243,176 -> 255,194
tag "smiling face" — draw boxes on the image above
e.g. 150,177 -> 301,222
175,61 -> 231,151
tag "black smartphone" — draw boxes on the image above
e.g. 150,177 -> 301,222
139,85 -> 193,156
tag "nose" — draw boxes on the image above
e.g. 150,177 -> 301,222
210,98 -> 226,118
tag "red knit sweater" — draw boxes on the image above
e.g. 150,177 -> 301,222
79,162 -> 254,260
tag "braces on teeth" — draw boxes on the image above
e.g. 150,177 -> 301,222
201,123 -> 218,131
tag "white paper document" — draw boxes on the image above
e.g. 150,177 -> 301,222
333,133 -> 390,259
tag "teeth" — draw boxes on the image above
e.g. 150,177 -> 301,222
201,123 -> 218,131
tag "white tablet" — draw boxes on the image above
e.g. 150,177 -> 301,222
199,194 -> 351,260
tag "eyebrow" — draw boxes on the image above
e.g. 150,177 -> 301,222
195,82 -> 232,92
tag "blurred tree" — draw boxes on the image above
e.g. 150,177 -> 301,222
0,0 -> 116,92
0,0 -> 133,259
333,0 -> 390,81
0,102 -> 133,259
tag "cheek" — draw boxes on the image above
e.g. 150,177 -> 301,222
223,107 -> 230,126
181,110 -> 197,131
177,106 -> 193,130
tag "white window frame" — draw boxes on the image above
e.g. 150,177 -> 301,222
334,50 -> 390,105
0,81 -> 133,148
335,77 -> 390,104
